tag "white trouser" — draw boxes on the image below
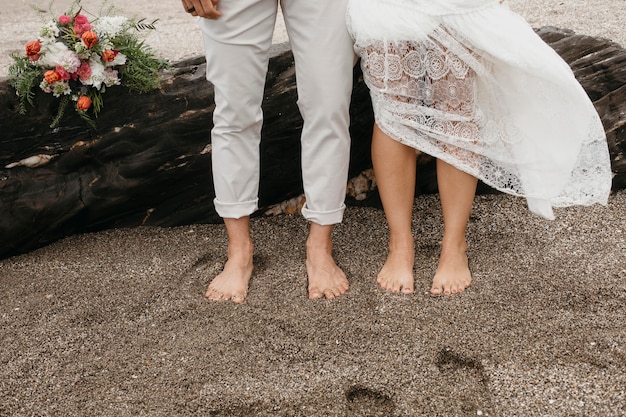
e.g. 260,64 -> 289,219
198,0 -> 354,225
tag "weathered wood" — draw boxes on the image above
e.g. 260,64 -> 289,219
0,28 -> 625,259
0,44 -> 375,258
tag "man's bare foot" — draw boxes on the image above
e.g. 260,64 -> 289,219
377,246 -> 415,294
306,224 -> 349,300
205,241 -> 253,304
306,248 -> 349,299
430,242 -> 472,296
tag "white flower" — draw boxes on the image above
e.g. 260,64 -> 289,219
74,42 -> 92,60
106,51 -> 127,67
37,41 -> 71,68
95,16 -> 130,38
39,80 -> 52,93
99,39 -> 114,51
103,68 -> 121,87
82,55 -> 106,90
58,50 -> 81,73
38,20 -> 60,43
52,81 -> 71,97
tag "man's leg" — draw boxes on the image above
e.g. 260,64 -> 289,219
305,223 -> 350,300
199,0 -> 278,302
281,0 -> 355,299
205,217 -> 253,304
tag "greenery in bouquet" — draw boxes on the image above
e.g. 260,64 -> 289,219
9,0 -> 167,128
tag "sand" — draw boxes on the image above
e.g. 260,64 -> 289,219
1,1 -> 625,416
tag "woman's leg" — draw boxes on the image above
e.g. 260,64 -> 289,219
372,124 -> 417,293
432,159 -> 477,295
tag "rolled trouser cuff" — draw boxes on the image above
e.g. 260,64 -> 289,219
301,203 -> 346,226
213,198 -> 259,219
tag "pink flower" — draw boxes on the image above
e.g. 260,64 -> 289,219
55,66 -> 71,81
58,15 -> 71,25
76,61 -> 92,82
74,14 -> 89,25
73,14 -> 92,35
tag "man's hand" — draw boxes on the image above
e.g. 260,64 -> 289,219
181,0 -> 222,19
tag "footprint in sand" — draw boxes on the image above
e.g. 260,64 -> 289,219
345,385 -> 395,417
435,346 -> 493,416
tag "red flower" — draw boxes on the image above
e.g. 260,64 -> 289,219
25,40 -> 41,61
81,31 -> 99,49
101,49 -> 118,63
76,96 -> 92,111
58,15 -> 72,25
44,70 -> 62,85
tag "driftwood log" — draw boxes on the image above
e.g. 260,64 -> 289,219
1,28 -> 625,259
0,43 -> 376,259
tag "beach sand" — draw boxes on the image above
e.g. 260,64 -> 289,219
1,1 -> 625,416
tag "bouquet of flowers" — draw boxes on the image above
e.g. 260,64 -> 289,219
9,0 -> 166,128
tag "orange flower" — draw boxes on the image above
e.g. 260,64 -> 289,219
44,70 -> 62,85
25,40 -> 41,61
81,31 -> 99,49
76,96 -> 92,111
101,49 -> 118,63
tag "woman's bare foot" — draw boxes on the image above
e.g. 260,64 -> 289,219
306,224 -> 349,300
205,240 -> 254,304
430,242 -> 472,296
377,246 -> 415,294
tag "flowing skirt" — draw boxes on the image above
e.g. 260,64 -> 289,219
347,0 -> 613,219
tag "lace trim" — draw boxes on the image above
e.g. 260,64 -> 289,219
356,33 -> 612,208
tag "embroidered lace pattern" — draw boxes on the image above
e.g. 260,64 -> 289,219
355,31 -> 612,208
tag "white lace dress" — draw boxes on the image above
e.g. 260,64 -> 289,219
347,0 -> 613,219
